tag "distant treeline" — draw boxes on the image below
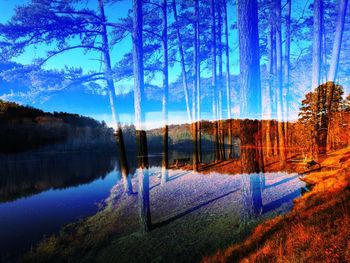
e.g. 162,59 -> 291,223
120,121 -> 217,153
0,100 -> 114,153
0,99 -> 215,154
3,83 -> 350,156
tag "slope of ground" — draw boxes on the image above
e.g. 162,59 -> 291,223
203,147 -> 350,263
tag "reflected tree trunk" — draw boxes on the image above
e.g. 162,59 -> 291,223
138,169 -> 151,231
161,0 -> 169,183
136,130 -> 151,232
250,173 -> 263,215
98,0 -> 129,182
240,120 -> 264,174
133,0 -> 151,232
121,171 -> 133,195
241,162 -> 263,220
116,129 -> 133,194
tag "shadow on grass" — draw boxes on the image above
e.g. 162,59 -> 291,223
152,188 -> 240,230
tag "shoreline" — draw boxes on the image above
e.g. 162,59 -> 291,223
19,147 -> 350,263
21,165 -> 305,263
203,147 -> 350,262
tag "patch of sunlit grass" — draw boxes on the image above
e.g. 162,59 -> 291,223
203,147 -> 350,263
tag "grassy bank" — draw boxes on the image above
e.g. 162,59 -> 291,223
203,147 -> 350,263
20,169 -> 304,263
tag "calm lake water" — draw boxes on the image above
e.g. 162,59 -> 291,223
0,150 -> 305,262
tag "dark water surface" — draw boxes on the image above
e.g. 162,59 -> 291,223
0,150 -> 305,261
0,152 -> 119,259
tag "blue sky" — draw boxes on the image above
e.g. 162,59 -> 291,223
0,0 -> 328,129
0,0 -> 245,128
0,0 -> 244,128
0,0 -> 133,73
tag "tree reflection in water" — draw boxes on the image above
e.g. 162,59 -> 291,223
0,152 -> 117,203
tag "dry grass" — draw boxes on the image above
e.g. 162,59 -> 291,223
203,147 -> 350,263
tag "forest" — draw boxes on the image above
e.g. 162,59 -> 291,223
0,0 -> 350,262
0,99 -> 114,153
0,0 -> 349,169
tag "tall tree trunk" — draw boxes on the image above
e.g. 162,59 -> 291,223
326,82 -> 336,152
196,0 -> 202,163
133,0 -> 145,131
284,0 -> 291,89
98,0 -> 130,192
211,0 -> 220,161
133,0 -> 151,232
237,0 -> 261,117
191,120 -> 199,171
192,0 -> 199,172
284,0 -> 291,152
312,0 -> 323,90
322,18 -> 328,83
172,0 -> 192,123
237,0 -> 262,172
161,0 -> 169,183
327,0 -> 348,151
275,0 -> 286,165
312,0 -> 324,158
328,0 -> 348,82
240,120 -> 265,174
265,4 -> 274,157
224,0 -> 233,158
272,21 -> 278,159
217,2 -> 225,160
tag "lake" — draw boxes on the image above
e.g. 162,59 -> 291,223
0,150 -> 305,262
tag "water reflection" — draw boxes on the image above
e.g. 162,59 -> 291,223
0,140 -> 303,261
0,152 -> 120,260
0,152 -> 117,203
0,148 -> 238,205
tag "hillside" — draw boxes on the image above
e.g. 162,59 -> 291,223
0,100 -> 114,153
